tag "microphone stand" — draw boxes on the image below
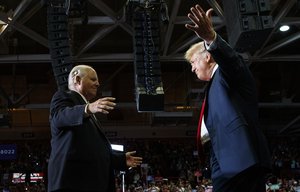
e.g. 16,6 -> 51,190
120,171 -> 126,192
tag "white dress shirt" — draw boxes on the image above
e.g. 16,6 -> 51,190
201,39 -> 219,142
201,64 -> 218,140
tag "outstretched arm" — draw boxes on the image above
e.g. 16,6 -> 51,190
185,4 -> 248,82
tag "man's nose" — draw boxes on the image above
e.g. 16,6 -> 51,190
191,66 -> 195,72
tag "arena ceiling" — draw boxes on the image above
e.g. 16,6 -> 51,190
0,0 -> 300,136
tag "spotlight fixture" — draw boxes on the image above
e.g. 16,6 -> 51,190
279,25 -> 290,32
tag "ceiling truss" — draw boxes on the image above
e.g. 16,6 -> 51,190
0,0 -> 299,134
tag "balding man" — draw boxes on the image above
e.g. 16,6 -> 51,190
48,65 -> 142,192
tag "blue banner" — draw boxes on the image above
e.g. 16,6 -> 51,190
0,144 -> 17,160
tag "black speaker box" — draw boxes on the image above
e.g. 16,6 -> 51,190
222,0 -> 273,53
136,92 -> 164,112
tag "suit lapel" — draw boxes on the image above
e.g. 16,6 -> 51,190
204,69 -> 217,117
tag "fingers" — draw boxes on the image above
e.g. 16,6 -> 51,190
195,4 -> 205,14
206,8 -> 214,19
185,23 -> 195,31
191,4 -> 204,19
126,151 -> 143,162
131,157 -> 143,167
189,5 -> 212,26
186,4 -> 215,41
101,97 -> 116,102
90,97 -> 116,114
126,151 -> 136,156
126,151 -> 143,168
187,12 -> 198,26
185,4 -> 206,31
185,13 -> 198,32
98,97 -> 116,106
132,157 -> 143,163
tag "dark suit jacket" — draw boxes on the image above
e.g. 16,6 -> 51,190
48,90 -> 126,192
204,35 -> 271,180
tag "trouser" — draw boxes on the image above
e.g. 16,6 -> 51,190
213,165 -> 267,192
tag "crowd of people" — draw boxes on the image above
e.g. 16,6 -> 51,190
0,137 -> 300,191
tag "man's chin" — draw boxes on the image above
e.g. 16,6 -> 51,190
92,92 -> 97,98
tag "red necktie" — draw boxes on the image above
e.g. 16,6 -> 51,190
197,97 -> 206,164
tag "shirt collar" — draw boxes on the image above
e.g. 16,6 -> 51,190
211,64 -> 219,78
73,90 -> 89,103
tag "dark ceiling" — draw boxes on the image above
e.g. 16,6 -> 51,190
0,0 -> 300,136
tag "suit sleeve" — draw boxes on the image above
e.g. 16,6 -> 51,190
208,35 -> 249,83
50,90 -> 86,129
111,150 -> 127,170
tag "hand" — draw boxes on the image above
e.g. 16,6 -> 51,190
185,4 -> 216,44
87,97 -> 116,114
126,151 -> 143,168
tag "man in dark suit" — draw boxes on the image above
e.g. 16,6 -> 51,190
48,65 -> 142,192
184,4 -> 271,192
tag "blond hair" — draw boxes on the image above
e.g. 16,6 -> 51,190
184,41 -> 206,62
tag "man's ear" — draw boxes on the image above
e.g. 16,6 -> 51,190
74,76 -> 81,84
206,52 -> 214,63
205,52 -> 210,62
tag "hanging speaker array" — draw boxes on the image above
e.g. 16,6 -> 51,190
47,0 -> 74,90
126,0 -> 168,112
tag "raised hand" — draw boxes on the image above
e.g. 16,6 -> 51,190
185,4 -> 216,44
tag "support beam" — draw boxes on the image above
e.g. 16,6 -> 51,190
169,35 -> 199,55
255,0 -> 297,57
205,0 -> 224,19
0,0 -> 32,37
10,21 -> 49,48
279,115 -> 300,134
101,63 -> 128,91
162,0 -> 180,56
76,24 -> 118,57
0,12 -> 48,47
18,0 -> 44,24
69,16 -> 114,25
259,32 -> 300,56
88,0 -> 133,35
2,53 -> 300,63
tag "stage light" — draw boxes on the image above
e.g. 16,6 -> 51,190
279,25 -> 290,32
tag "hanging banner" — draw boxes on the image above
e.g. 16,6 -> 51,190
0,144 -> 17,160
